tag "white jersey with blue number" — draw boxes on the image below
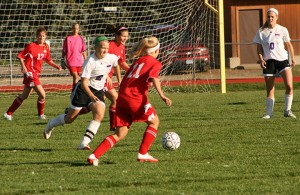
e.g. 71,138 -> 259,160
253,24 -> 291,61
81,53 -> 118,90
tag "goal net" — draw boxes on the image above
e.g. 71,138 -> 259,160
0,0 -> 219,93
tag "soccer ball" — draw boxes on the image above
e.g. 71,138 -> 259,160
162,132 -> 180,150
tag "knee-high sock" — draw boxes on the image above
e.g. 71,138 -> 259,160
37,99 -> 45,115
284,94 -> 293,111
139,126 -> 158,155
80,120 -> 100,146
109,106 -> 116,129
266,97 -> 274,116
7,97 -> 23,115
93,135 -> 116,159
48,114 -> 66,129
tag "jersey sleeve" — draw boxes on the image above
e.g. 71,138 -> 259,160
253,29 -> 261,44
148,61 -> 162,80
81,57 -> 93,79
17,44 -> 30,59
62,37 -> 68,54
80,36 -> 87,52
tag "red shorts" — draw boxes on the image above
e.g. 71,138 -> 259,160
115,102 -> 156,128
23,72 -> 41,87
68,66 -> 82,75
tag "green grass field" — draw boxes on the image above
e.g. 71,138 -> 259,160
0,83 -> 299,194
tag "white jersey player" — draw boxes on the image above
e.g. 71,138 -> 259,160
44,36 -> 119,150
253,8 -> 296,119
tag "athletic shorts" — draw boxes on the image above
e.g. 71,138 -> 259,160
68,66 -> 82,75
104,82 -> 115,91
263,59 -> 290,77
23,72 -> 40,87
115,102 -> 156,128
70,82 -> 105,110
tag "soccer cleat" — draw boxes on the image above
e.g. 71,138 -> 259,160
78,144 -> 91,150
262,114 -> 271,119
3,113 -> 12,121
44,119 -> 54,139
87,154 -> 99,166
137,153 -> 158,162
64,107 -> 69,114
38,114 -> 47,120
284,110 -> 296,118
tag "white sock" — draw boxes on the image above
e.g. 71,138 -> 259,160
284,94 -> 293,111
80,120 -> 100,146
50,114 -> 66,128
266,97 -> 274,116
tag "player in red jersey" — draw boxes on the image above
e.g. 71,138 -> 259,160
3,27 -> 61,121
87,36 -> 172,166
105,25 -> 130,131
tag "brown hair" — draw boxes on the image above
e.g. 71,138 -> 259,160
106,24 -> 128,36
129,36 -> 159,58
36,27 -> 47,36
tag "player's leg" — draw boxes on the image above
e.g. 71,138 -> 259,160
78,101 -> 106,150
105,88 -> 118,131
263,76 -> 275,119
87,104 -> 131,165
44,108 -> 81,140
280,68 -> 296,118
87,126 -> 129,166
4,86 -> 32,120
33,85 -> 47,119
70,68 -> 81,91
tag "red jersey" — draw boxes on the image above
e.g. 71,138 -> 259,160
117,55 -> 162,105
108,40 -> 126,77
18,42 -> 52,73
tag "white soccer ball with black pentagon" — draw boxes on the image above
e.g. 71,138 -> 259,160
162,132 -> 180,150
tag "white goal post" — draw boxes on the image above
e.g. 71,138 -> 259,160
0,0 -> 220,92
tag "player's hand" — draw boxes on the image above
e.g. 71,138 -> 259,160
291,59 -> 296,67
161,96 -> 172,106
61,58 -> 67,70
260,59 -> 267,69
57,65 -> 62,71
106,76 -> 113,88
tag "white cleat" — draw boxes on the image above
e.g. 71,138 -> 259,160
284,110 -> 296,118
38,114 -> 47,120
44,119 -> 54,139
87,154 -> 99,166
3,113 -> 12,121
262,114 -> 271,119
137,153 -> 158,162
78,144 -> 91,150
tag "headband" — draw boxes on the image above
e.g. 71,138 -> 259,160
147,42 -> 160,53
94,36 -> 108,46
117,26 -> 128,32
268,8 -> 278,15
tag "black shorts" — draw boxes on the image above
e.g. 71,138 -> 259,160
70,82 -> 105,108
263,59 -> 290,76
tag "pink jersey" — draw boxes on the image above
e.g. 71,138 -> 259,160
63,35 -> 86,67
108,40 -> 126,77
17,42 -> 51,73
117,55 -> 162,105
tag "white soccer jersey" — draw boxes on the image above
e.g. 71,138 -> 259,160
253,24 -> 291,61
81,53 -> 118,90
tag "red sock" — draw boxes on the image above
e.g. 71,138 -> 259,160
7,97 -> 23,115
139,126 -> 158,155
78,107 -> 91,115
37,99 -> 45,115
93,135 -> 116,159
109,106 -> 116,129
